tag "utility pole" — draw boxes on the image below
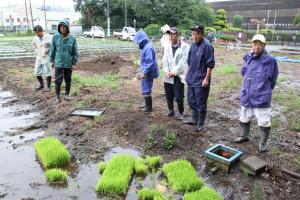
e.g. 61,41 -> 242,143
24,0 -> 29,30
43,0 -> 47,32
107,0 -> 110,37
28,0 -> 34,30
125,0 -> 127,27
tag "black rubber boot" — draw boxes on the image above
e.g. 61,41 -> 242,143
258,126 -> 270,153
175,101 -> 184,120
183,109 -> 198,125
234,122 -> 250,143
194,111 -> 206,132
54,85 -> 61,104
165,100 -> 174,117
43,76 -> 51,92
64,82 -> 71,101
143,96 -> 152,113
35,76 -> 44,91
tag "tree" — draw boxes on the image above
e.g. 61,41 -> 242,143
213,9 -> 229,32
233,15 -> 243,28
293,13 -> 300,26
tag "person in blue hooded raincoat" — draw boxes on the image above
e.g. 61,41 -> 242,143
134,30 -> 159,112
183,25 -> 215,132
234,34 -> 278,153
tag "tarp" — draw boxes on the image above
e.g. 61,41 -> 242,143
273,56 -> 300,63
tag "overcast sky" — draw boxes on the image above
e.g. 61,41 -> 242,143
2,0 -> 75,8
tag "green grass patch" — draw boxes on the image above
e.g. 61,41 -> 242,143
98,161 -> 107,174
148,123 -> 164,134
34,137 -> 71,169
295,155 -> 300,170
137,188 -> 165,200
163,130 -> 177,150
219,74 -> 242,91
213,64 -> 238,76
162,160 -> 204,193
277,75 -> 288,83
146,156 -> 161,169
183,186 -> 223,200
135,157 -> 148,176
45,168 -> 68,183
96,154 -> 135,195
250,182 -> 265,200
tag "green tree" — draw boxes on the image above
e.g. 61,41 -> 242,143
293,13 -> 300,26
233,15 -> 243,28
213,9 -> 229,31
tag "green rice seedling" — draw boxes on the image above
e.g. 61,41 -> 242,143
45,168 -> 68,183
163,130 -> 177,150
34,137 -> 71,169
146,133 -> 158,149
146,156 -> 161,169
135,157 -> 148,176
183,186 -> 223,200
96,154 -> 135,195
98,161 -> 107,174
137,188 -> 165,200
162,160 -> 204,193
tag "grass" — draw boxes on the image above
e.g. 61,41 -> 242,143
146,133 -> 158,149
213,64 -> 238,76
45,168 -> 68,183
134,157 -> 148,176
183,186 -> 223,200
163,130 -> 177,150
94,115 -> 104,124
98,161 -> 107,174
146,156 -> 161,170
96,154 -> 135,195
137,188 -> 165,200
148,123 -> 164,135
219,74 -> 242,91
8,67 -> 34,84
295,155 -> 300,170
162,160 -> 204,193
277,75 -> 288,83
250,182 -> 265,200
34,137 -> 71,169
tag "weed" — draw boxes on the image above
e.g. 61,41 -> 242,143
137,188 -> 165,200
34,137 -> 71,169
295,155 -> 300,170
290,116 -> 300,132
146,133 -> 157,149
214,64 -> 238,76
163,130 -> 177,150
162,160 -> 204,193
45,168 -> 68,183
94,115 -> 104,124
96,154 -> 135,195
250,182 -> 265,200
148,123 -> 164,135
134,157 -> 148,176
183,186 -> 224,200
277,75 -> 288,83
146,156 -> 161,169
98,161 -> 107,174
219,74 -> 242,91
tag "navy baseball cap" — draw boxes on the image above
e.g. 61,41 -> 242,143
190,25 -> 204,33
166,27 -> 179,34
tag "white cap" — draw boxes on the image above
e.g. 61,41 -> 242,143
160,24 -> 170,33
252,34 -> 266,44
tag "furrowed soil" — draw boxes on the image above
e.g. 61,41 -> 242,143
0,45 -> 299,200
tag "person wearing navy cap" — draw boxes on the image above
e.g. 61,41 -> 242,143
183,25 -> 215,132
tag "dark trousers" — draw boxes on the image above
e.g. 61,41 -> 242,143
164,76 -> 184,103
187,85 -> 210,113
55,68 -> 72,95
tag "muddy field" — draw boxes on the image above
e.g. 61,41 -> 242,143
0,44 -> 299,200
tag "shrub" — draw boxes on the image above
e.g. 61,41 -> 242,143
45,168 -> 68,183
163,130 -> 177,150
143,24 -> 161,37
162,160 -> 204,193
96,154 -> 135,195
205,27 -> 216,34
228,28 -> 242,33
233,15 -> 243,28
137,188 -> 165,200
258,29 -> 276,35
219,35 -> 237,41
146,156 -> 161,169
183,186 -> 223,200
135,157 -> 148,176
34,137 -> 71,169
98,161 -> 107,174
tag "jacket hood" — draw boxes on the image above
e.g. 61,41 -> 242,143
58,19 -> 70,35
134,30 -> 149,48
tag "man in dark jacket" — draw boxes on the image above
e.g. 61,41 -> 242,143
234,34 -> 278,153
183,25 -> 215,132
134,30 -> 159,112
50,19 -> 78,103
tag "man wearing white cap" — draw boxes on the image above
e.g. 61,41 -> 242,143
234,34 -> 278,153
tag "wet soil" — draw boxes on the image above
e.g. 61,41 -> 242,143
0,49 -> 299,200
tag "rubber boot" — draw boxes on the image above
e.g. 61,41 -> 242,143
175,101 -> 184,120
194,111 -> 206,132
233,122 -> 250,143
35,76 -> 44,91
139,101 -> 145,108
258,126 -> 270,153
183,109 -> 198,125
54,85 -> 61,104
143,96 -> 152,113
64,82 -> 71,101
165,100 -> 174,117
42,76 -> 51,92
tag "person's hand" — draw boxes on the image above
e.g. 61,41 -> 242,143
140,73 -> 146,79
167,71 -> 175,78
51,63 -> 55,68
72,65 -> 78,70
202,78 -> 209,87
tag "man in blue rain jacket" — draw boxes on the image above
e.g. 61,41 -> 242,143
134,30 -> 159,112
234,34 -> 278,153
183,25 -> 215,132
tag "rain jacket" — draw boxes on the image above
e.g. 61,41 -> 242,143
240,51 -> 278,108
134,30 -> 159,95
162,41 -> 189,84
185,38 -> 215,87
50,19 -> 78,68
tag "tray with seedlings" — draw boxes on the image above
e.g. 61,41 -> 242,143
183,186 -> 224,200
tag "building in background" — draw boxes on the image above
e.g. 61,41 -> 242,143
208,0 -> 300,32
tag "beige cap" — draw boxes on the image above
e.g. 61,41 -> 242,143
252,34 -> 266,44
161,24 -> 170,33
